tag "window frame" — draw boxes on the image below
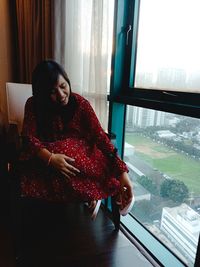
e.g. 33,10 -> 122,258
108,1 -> 200,266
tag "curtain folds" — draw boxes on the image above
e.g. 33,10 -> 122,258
54,0 -> 114,129
13,0 -> 114,128
15,0 -> 54,83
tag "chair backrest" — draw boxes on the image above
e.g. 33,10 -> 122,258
6,82 -> 32,133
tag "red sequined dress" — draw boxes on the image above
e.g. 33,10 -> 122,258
19,93 -> 128,203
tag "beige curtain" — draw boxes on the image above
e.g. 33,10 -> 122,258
15,0 -> 54,83
54,0 -> 114,130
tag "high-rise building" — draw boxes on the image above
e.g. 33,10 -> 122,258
161,204 -> 200,264
126,106 -> 165,128
156,68 -> 187,91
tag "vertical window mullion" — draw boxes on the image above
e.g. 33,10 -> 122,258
109,0 -> 130,156
129,0 -> 140,88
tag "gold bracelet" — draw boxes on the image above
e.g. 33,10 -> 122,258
47,153 -> 53,166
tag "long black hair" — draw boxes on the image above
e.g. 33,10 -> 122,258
32,60 -> 77,140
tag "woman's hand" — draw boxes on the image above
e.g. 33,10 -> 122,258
117,172 -> 133,210
50,153 -> 80,179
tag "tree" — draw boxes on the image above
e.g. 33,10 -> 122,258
175,118 -> 199,133
137,175 -> 158,195
160,179 -> 189,203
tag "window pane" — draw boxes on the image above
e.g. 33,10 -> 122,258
135,0 -> 200,93
125,106 -> 200,266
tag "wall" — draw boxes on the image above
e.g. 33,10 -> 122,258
0,0 -> 15,125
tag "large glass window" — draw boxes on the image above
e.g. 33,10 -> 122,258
109,0 -> 200,266
124,106 -> 200,266
135,0 -> 200,93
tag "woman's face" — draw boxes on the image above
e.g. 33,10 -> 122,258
50,75 -> 70,106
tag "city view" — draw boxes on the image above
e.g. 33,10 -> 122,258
125,106 -> 200,266
135,68 -> 200,93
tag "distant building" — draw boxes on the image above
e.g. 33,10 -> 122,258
186,70 -> 200,92
193,144 -> 200,150
126,106 -> 165,128
160,204 -> 200,264
196,133 -> 200,142
156,130 -> 176,139
135,72 -> 154,88
156,68 -> 187,91
167,117 -> 180,127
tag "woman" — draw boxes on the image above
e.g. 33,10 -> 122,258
19,60 -> 133,218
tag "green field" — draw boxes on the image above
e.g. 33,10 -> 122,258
125,133 -> 200,195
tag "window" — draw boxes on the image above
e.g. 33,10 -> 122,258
125,107 -> 200,266
135,0 -> 200,94
109,0 -> 200,266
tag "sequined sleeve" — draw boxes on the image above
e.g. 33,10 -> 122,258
20,97 -> 45,159
80,98 -> 128,176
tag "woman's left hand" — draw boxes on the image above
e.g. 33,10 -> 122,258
117,172 -> 133,210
